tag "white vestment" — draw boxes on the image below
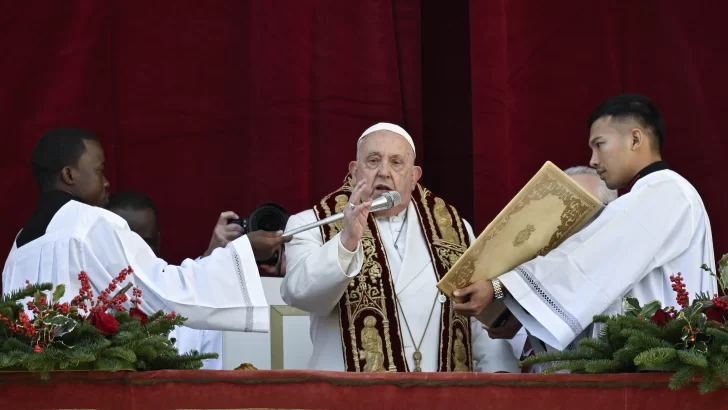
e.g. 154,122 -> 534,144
2,200 -> 269,334
169,327 -> 223,370
500,169 -> 718,351
281,201 -> 519,373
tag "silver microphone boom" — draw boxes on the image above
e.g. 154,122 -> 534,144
283,191 -> 401,236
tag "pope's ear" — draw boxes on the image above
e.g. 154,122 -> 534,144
348,161 -> 357,179
412,166 -> 423,187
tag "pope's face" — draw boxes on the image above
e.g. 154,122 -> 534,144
349,130 -> 422,217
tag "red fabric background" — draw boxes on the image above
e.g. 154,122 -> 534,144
1,1 -> 726,279
0,370 -> 726,410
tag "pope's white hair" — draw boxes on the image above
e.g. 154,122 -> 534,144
564,166 -> 617,204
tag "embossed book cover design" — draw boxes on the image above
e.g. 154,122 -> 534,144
437,161 -> 604,302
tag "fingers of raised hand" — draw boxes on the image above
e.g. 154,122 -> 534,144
349,180 -> 367,206
218,211 -> 239,224
353,200 -> 372,217
226,224 -> 244,234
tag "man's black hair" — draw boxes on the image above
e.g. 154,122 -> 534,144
587,94 -> 665,153
30,127 -> 99,192
107,190 -> 159,223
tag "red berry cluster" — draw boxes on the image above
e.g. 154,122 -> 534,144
0,312 -> 38,338
670,272 -> 689,308
130,287 -> 143,309
164,311 -> 177,321
53,302 -> 72,315
71,267 -> 139,316
712,294 -> 728,310
71,271 -> 93,313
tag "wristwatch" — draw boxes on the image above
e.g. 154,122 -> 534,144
492,278 -> 505,300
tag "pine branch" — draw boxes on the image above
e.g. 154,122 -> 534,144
1,283 -> 53,304
633,347 -> 677,366
519,348 -> 595,366
622,330 -> 672,350
578,338 -> 613,358
592,314 -> 612,324
612,345 -> 643,364
0,350 -> 27,369
540,360 -> 588,374
584,359 -> 625,374
677,350 -> 708,368
3,337 -> 33,353
713,358 -> 728,385
705,328 -> 728,345
101,346 -> 137,363
669,367 -> 696,390
699,366 -> 720,394
614,315 -> 662,336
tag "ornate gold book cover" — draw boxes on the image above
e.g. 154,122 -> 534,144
437,161 -> 604,302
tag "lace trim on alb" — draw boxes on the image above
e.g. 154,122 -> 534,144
231,247 -> 254,332
515,266 -> 583,336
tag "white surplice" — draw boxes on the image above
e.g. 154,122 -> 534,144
500,169 -> 718,351
281,201 -> 519,373
169,327 -> 223,369
2,200 -> 269,333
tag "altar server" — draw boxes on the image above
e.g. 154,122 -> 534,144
107,190 -> 223,369
454,95 -> 718,351
282,123 -> 517,373
3,128 -> 289,333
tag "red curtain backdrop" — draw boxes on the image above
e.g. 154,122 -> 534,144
1,1 -> 726,283
469,0 -> 728,269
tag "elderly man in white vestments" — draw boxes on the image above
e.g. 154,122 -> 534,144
454,94 -> 718,353
3,128 -> 290,333
281,123 -> 517,373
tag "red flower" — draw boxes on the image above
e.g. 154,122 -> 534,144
705,307 -> 725,323
651,309 -> 670,326
129,307 -> 148,325
34,345 -> 42,353
91,311 -> 119,336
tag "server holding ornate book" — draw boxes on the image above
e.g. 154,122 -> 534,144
281,123 -> 518,373
450,94 -> 718,354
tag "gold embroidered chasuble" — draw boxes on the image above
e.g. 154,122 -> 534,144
313,176 -> 473,372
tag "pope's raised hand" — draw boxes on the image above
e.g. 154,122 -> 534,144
340,180 -> 373,252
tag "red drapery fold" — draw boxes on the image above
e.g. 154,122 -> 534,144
0,1 -> 725,282
469,0 -> 727,264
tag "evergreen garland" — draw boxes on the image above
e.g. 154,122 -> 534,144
0,267 -> 218,379
520,255 -> 728,394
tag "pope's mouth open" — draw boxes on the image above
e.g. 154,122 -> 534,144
373,183 -> 393,195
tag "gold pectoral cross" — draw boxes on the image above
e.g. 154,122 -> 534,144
413,351 -> 422,372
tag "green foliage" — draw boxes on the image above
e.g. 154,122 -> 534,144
522,288 -> 728,394
668,367 -> 695,390
0,281 -> 218,378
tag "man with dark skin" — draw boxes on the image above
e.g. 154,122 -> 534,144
4,128 -> 289,334
108,190 -> 286,369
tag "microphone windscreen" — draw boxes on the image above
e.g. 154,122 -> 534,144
388,191 -> 401,207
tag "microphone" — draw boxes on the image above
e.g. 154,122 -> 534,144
283,191 -> 401,236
